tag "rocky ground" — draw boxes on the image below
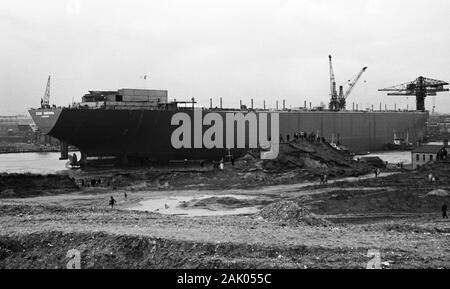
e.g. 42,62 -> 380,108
0,140 -> 449,269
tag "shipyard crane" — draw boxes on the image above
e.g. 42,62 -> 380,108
378,76 -> 449,112
328,55 -> 367,111
337,66 -> 367,110
41,75 -> 51,109
328,55 -> 339,111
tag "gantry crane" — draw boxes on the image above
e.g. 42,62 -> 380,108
328,55 -> 367,111
378,76 -> 449,111
41,75 -> 51,109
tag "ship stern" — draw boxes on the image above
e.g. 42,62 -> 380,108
28,107 -> 63,135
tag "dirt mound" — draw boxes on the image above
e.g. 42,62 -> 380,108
258,200 -> 330,227
0,231 -> 368,269
426,189 -> 450,197
0,173 -> 79,198
179,196 -> 270,211
241,138 -> 372,179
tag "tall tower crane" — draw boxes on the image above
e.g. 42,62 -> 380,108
337,66 -> 367,110
41,75 -> 51,109
327,55 -> 367,111
378,76 -> 448,112
328,55 -> 339,111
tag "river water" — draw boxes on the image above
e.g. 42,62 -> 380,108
128,194 -> 261,216
356,151 -> 411,165
0,152 -> 78,174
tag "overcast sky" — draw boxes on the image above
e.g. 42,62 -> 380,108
1,0 -> 450,115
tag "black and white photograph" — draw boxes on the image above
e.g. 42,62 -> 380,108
0,0 -> 449,277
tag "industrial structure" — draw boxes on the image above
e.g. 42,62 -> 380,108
379,76 -> 449,112
30,62 -> 439,164
328,55 -> 367,111
40,76 -> 51,109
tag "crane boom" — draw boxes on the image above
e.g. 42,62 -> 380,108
344,67 -> 367,99
41,75 -> 51,109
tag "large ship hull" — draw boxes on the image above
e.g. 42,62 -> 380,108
29,108 -> 428,160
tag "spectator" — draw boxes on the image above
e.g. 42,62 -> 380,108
109,196 -> 117,209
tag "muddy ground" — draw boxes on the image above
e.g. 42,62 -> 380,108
0,161 -> 449,268
0,140 -> 449,268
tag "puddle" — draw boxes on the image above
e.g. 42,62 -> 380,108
126,172 -> 398,217
127,194 -> 261,217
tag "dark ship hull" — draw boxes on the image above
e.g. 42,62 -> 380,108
29,107 -> 428,161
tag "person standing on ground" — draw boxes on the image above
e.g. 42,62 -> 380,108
442,203 -> 448,219
319,174 -> 324,185
219,160 -> 224,171
428,173 -> 433,182
323,174 -> 328,184
109,196 -> 116,209
374,169 -> 378,178
124,192 -> 127,199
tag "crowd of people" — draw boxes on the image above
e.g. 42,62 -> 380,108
280,131 -> 327,144
78,178 -> 104,188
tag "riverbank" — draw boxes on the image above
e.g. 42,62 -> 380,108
0,142 -> 60,154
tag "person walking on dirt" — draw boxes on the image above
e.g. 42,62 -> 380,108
323,174 -> 328,184
428,173 -> 433,182
319,174 -> 324,184
109,196 -> 117,209
442,203 -> 448,219
124,192 -> 127,199
374,169 -> 378,178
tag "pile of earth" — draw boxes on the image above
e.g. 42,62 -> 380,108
238,138 -> 372,178
178,196 -> 271,211
258,200 -> 330,227
0,173 -> 79,198
426,189 -> 450,197
0,230 -> 367,269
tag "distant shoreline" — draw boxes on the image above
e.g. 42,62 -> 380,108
0,143 -> 72,154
